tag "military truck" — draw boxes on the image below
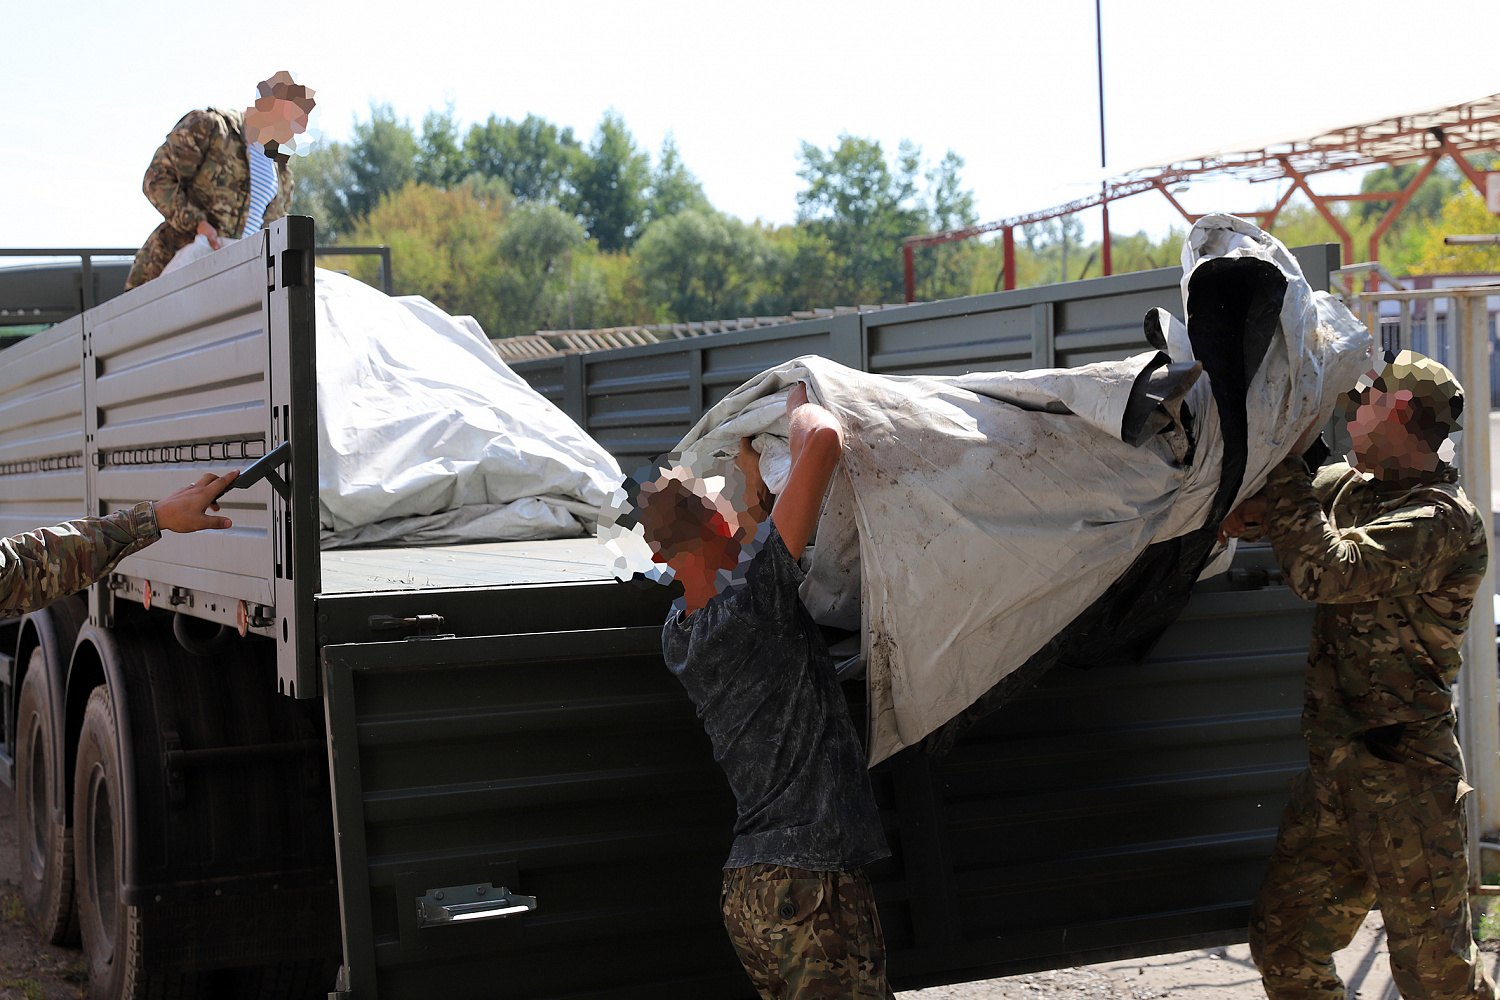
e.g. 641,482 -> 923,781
0,219 -> 1485,1000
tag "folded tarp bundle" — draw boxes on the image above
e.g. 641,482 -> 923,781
313,269 -> 622,548
674,216 -> 1373,764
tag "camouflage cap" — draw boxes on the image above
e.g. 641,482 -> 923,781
1337,349 -> 1464,436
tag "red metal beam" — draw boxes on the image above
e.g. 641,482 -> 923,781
1278,156 -> 1354,266
1367,152 -> 1442,275
1259,181 -> 1299,232
1155,182 -> 1198,224
1002,227 -> 1016,291
1434,128 -> 1491,194
1101,182 -> 1113,276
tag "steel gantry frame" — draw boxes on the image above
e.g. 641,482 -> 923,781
904,93 -> 1500,301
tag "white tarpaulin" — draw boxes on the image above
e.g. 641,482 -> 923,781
312,269 -> 622,547
674,216 -> 1373,764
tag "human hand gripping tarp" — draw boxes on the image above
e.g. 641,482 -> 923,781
671,216 -> 1372,764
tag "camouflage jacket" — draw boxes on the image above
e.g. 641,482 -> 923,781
126,108 -> 294,288
1261,455 -> 1487,750
0,503 -> 159,618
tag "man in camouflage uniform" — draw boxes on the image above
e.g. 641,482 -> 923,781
1223,351 -> 1495,1000
125,72 -> 314,289
0,472 -> 237,618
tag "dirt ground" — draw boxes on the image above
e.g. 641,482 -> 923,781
0,786 -> 86,999
898,910 -> 1500,1000
0,776 -> 1493,1000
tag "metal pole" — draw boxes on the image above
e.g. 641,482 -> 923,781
80,253 -> 95,312
1101,185 -> 1113,277
1002,227 -> 1016,291
379,247 -> 393,296
1096,0 -> 1112,277
1455,291 -> 1500,859
1060,217 -> 1069,284
904,244 -> 917,303
1095,0 -> 1106,170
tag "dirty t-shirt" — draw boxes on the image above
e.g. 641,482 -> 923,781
662,520 -> 890,872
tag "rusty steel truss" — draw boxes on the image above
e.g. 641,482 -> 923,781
904,93 -> 1500,301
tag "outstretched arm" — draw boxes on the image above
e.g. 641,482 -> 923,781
772,382 -> 843,560
0,470 -> 238,618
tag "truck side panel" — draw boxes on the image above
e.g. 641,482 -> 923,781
318,576 -> 1308,999
0,316 -> 85,538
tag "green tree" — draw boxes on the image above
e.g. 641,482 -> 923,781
463,113 -> 583,205
795,135 -> 927,303
1355,160 -> 1475,228
417,106 -> 467,188
573,110 -> 650,251
289,141 -> 355,240
490,204 -> 590,335
635,210 -> 787,321
646,134 -> 710,224
345,175 -> 510,328
926,150 -> 977,232
1405,186 -> 1500,275
344,103 -> 420,222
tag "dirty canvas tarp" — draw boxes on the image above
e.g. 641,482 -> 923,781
673,216 -> 1373,764
312,269 -> 622,548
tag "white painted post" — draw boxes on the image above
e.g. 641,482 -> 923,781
1456,291 -> 1500,861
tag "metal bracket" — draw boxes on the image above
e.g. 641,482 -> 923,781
416,882 -> 537,928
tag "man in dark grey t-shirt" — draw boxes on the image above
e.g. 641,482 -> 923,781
641,383 -> 893,1000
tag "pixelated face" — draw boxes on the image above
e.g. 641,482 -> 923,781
1348,388 -> 1443,480
246,96 -> 311,145
245,71 -> 316,149
597,448 -> 766,609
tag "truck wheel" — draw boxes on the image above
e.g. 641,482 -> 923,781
16,651 -> 77,944
74,685 -> 202,1000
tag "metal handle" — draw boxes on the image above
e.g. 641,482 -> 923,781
416,882 -> 537,928
216,441 -> 291,501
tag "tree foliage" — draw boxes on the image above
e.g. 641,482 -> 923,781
344,103 -> 420,223
309,101 -> 1442,340
646,134 -> 710,224
635,210 -> 786,321
463,113 -> 582,206
572,110 -> 651,251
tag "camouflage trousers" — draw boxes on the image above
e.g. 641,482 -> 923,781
1249,738 -> 1496,1000
721,864 -> 893,1000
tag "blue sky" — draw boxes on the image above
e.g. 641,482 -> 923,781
5,0 -> 1499,256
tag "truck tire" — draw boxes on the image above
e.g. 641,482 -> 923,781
16,650 -> 77,944
74,684 -> 202,1000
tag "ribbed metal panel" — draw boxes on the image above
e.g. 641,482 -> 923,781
0,317 -> 85,537
882,579 -> 1309,988
83,236 -> 277,610
320,548 -> 1309,999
